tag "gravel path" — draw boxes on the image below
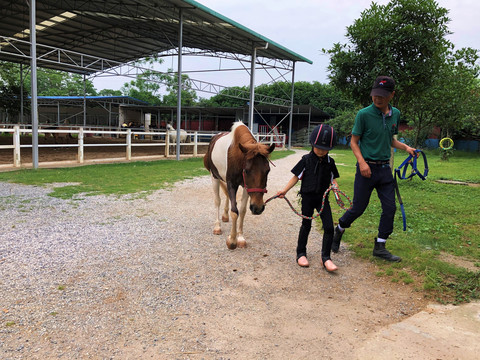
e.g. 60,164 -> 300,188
0,150 -> 428,359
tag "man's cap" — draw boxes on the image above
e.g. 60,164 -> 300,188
370,76 -> 395,97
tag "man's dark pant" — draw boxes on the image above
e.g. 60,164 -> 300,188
338,163 -> 396,239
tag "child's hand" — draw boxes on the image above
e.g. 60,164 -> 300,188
276,190 -> 287,198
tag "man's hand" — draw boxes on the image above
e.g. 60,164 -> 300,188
359,161 -> 371,178
406,145 -> 417,157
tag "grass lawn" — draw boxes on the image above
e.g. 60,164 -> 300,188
0,147 -> 478,303
328,147 -> 479,304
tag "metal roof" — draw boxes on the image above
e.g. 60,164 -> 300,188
0,0 -> 312,75
36,95 -> 149,105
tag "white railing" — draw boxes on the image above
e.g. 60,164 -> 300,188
0,125 -> 286,168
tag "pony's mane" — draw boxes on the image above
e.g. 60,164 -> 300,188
231,121 -> 271,161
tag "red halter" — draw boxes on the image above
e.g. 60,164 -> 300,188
242,169 -> 268,194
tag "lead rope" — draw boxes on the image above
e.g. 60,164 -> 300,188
265,185 -> 352,220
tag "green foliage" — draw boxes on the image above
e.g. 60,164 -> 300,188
323,0 -> 480,146
0,62 -> 97,97
0,84 -> 28,117
324,0 -> 452,106
198,86 -> 250,108
120,57 -> 168,105
161,71 -> 198,106
440,148 -> 454,161
326,107 -> 360,138
98,89 -> 123,96
200,82 -> 355,118
37,70 -> 97,96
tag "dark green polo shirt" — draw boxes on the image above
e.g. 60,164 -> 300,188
352,103 -> 400,161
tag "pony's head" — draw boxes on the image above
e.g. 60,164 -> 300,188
239,142 -> 275,215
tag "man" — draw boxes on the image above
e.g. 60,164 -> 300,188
332,76 -> 416,262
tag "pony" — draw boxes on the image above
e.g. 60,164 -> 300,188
43,126 -> 74,144
166,123 -> 191,143
203,121 -> 275,249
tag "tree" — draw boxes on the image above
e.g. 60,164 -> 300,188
400,48 -> 479,145
326,108 -> 360,140
36,70 -> 97,96
120,58 -> 168,105
0,61 -> 97,96
198,86 -> 250,108
98,89 -> 123,96
200,82 -> 355,117
324,0 -> 452,109
161,71 -> 198,106
0,84 -> 28,121
323,0 -> 480,146
119,56 -> 198,106
0,61 -> 97,119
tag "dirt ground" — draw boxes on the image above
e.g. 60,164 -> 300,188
1,144 -> 478,359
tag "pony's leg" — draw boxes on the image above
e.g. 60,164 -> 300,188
211,178 -> 222,235
220,181 -> 229,222
227,209 -> 238,250
226,186 -> 239,250
236,188 -> 249,248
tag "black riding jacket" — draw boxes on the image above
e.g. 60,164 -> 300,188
291,151 -> 340,195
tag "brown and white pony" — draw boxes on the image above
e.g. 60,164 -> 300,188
204,121 -> 275,249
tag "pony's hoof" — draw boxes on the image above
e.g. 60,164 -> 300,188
213,228 -> 222,235
222,215 -> 229,223
226,242 -> 237,250
237,239 -> 247,248
226,236 -> 237,250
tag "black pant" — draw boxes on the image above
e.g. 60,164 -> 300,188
297,193 -> 334,259
338,163 -> 396,239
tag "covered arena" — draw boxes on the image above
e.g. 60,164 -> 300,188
0,0 -> 312,167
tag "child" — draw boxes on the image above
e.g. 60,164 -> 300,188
277,124 -> 340,272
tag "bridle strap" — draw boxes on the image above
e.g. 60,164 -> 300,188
242,169 -> 268,194
394,149 -> 428,231
395,149 -> 429,180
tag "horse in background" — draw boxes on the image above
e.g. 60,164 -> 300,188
42,123 -> 74,144
204,121 -> 275,249
166,123 -> 191,143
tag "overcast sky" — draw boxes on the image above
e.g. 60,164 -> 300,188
92,0 -> 480,94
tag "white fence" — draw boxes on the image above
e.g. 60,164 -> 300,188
0,125 -> 286,169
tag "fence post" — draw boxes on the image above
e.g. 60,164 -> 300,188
77,127 -> 84,163
126,129 -> 132,160
165,130 -> 170,157
13,125 -> 21,167
193,131 -> 198,157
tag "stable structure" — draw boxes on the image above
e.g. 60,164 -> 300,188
14,96 -> 328,145
0,0 -> 312,167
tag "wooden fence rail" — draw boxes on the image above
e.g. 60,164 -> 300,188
0,126 -> 286,169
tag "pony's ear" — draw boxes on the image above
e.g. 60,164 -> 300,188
267,143 -> 275,154
238,143 -> 249,154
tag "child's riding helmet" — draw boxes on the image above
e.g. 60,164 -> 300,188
310,124 -> 336,150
